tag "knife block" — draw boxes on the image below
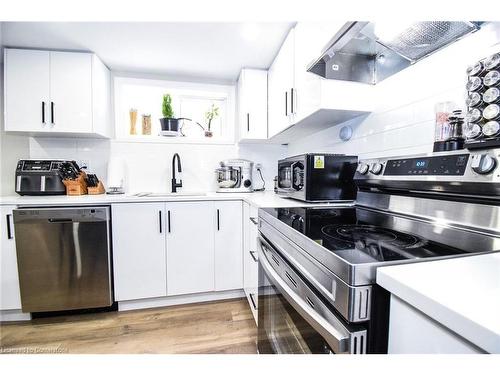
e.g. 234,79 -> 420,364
63,172 -> 88,195
87,181 -> 106,195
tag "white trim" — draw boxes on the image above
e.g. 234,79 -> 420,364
0,309 -> 31,322
117,289 -> 245,312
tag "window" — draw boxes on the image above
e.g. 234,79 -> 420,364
114,76 -> 235,143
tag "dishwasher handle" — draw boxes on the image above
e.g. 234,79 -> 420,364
48,218 -> 74,223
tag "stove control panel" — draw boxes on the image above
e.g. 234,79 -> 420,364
384,154 -> 470,176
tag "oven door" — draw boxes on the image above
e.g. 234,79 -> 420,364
257,235 -> 367,354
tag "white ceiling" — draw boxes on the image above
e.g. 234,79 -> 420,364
1,22 -> 293,83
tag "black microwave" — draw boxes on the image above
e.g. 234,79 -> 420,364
277,153 -> 358,202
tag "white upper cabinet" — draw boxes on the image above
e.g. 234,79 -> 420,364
4,48 -> 111,138
268,28 -> 295,138
237,68 -> 268,141
4,49 -> 50,133
214,201 -> 243,291
268,23 -> 374,143
112,203 -> 167,301
166,201 -> 215,296
0,206 -> 23,311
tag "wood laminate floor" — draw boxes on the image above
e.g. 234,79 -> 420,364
0,298 -> 257,354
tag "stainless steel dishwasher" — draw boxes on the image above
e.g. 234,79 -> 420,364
13,206 -> 113,313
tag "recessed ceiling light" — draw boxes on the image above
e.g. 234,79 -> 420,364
241,23 -> 260,42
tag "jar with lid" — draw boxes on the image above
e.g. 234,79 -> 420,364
465,108 -> 482,123
466,76 -> 483,92
483,87 -> 500,104
466,92 -> 482,107
485,53 -> 500,70
466,61 -> 484,77
482,121 -> 500,138
483,70 -> 500,87
464,122 -> 482,140
483,104 -> 500,121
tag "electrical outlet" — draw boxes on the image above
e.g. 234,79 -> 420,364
78,159 -> 90,171
256,163 -> 262,170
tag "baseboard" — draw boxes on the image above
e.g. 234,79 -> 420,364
117,289 -> 246,312
0,309 -> 31,322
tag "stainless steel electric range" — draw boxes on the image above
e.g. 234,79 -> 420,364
257,149 -> 500,354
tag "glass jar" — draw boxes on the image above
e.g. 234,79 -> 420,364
466,92 -> 482,107
434,102 -> 455,142
483,70 -> 500,87
482,121 -> 500,137
466,61 -> 484,77
485,53 -> 500,70
483,87 -> 500,104
465,108 -> 482,123
464,123 -> 482,139
141,114 -> 152,135
483,104 -> 500,121
466,76 -> 483,92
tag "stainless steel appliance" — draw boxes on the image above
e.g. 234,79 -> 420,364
258,148 -> 500,354
307,21 -> 481,84
13,207 -> 113,313
215,159 -> 254,193
15,159 -> 66,196
277,153 -> 357,202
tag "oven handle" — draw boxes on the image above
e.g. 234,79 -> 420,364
258,239 -> 353,354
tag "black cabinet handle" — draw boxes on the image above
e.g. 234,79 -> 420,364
42,102 -> 46,124
291,88 -> 294,114
6,214 -> 13,240
50,102 -> 55,124
159,211 -> 162,233
247,113 -> 250,132
217,209 -> 220,231
167,210 -> 171,233
249,250 -> 258,262
285,91 -> 288,116
249,293 -> 257,310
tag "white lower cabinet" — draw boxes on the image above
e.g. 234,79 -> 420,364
112,203 -> 167,301
0,205 -> 23,310
243,203 -> 259,323
166,202 -> 215,296
214,201 -> 243,291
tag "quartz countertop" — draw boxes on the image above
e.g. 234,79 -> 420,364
377,253 -> 500,353
0,190 -> 348,209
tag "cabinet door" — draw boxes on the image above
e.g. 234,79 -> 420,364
49,51 -> 93,133
238,69 -> 268,140
0,206 -> 22,310
214,201 -> 243,291
112,203 -> 167,301
166,202 -> 214,296
268,28 -> 295,138
4,49 -> 50,132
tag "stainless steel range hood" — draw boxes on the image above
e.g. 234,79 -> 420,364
308,21 -> 482,84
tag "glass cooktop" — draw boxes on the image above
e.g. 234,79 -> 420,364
261,206 -> 468,264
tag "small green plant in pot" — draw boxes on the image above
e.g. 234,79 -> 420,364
204,103 -> 219,137
159,94 -> 180,136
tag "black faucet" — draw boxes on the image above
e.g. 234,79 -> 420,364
171,153 -> 183,193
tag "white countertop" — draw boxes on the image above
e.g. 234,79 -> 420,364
377,253 -> 500,353
0,190 -> 344,209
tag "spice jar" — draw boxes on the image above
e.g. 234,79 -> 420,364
483,87 -> 500,104
483,104 -> 500,121
466,61 -> 484,77
466,92 -> 482,107
465,108 -> 482,123
141,114 -> 152,135
464,123 -> 482,139
466,76 -> 483,92
484,70 -> 500,87
485,53 -> 500,70
482,121 -> 500,137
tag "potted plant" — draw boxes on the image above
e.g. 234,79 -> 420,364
159,94 -> 180,135
204,103 -> 219,137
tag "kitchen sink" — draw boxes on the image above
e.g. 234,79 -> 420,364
132,192 -> 207,198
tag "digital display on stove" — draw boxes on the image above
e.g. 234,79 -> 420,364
384,154 -> 469,176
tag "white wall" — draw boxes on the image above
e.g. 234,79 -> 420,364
288,23 -> 500,160
28,137 -> 285,193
